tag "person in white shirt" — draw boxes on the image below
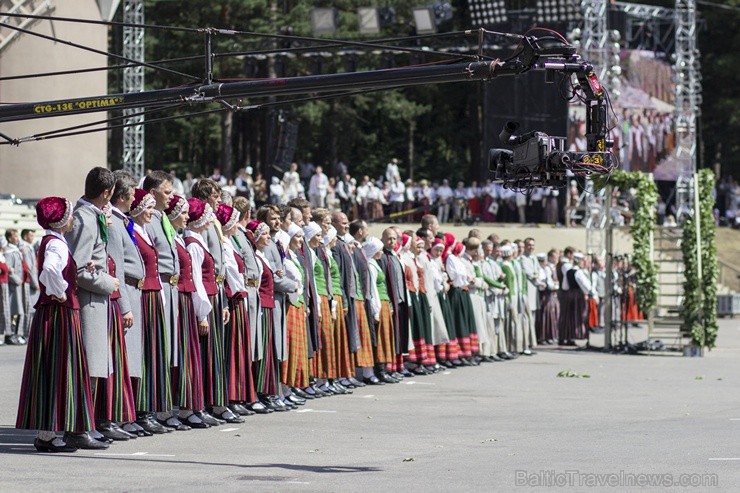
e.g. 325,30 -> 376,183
308,166 -> 329,208
282,162 -> 301,201
436,179 -> 453,224
389,176 -> 406,221
385,158 -> 401,184
355,176 -> 370,220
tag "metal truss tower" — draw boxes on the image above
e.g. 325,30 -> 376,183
122,0 -> 144,179
581,0 -> 609,81
673,0 -> 701,220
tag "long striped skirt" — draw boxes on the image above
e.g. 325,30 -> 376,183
376,300 -> 395,364
226,296 -> 257,404
201,293 -> 227,407
352,299 -> 375,368
537,290 -> 559,342
281,303 -> 310,388
94,299 -> 136,423
407,292 -> 435,365
136,290 -> 172,413
333,295 -> 353,378
448,287 -> 476,357
177,292 -> 204,411
253,307 -> 279,396
0,283 -> 10,335
16,304 -> 94,433
437,292 -> 461,361
314,295 -> 337,379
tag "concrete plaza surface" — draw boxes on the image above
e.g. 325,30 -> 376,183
1,319 -> 739,492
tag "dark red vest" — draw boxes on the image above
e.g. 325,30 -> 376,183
185,236 -> 217,296
36,235 -> 79,310
257,256 -> 275,308
175,241 -> 195,294
107,256 -> 121,301
134,231 -> 161,291
0,261 -> 8,283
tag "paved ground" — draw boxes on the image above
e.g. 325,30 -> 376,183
1,319 -> 739,492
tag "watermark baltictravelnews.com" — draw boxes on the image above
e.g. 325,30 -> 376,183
514,470 -> 719,488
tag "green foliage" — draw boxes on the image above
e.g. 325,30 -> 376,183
595,171 -> 658,314
681,169 -> 719,349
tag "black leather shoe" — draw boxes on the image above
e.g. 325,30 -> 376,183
93,434 -> 114,445
34,437 -> 77,453
400,369 -> 415,378
334,382 -> 354,394
348,377 -> 366,388
160,417 -> 192,431
293,387 -> 314,399
309,385 -> 328,397
424,365 -> 439,373
378,372 -> 399,384
184,414 -> 211,429
287,394 -> 306,405
5,334 -> 23,345
97,422 -> 130,441
266,397 -> 289,412
490,354 -> 504,362
136,416 -> 169,434
216,409 -> 245,423
362,375 -> 385,385
281,399 -> 297,410
229,403 -> 255,416
122,422 -> 150,437
64,432 -> 109,450
339,378 -> 356,389
246,402 -> 274,414
391,371 -> 405,380
195,411 -> 222,426
113,423 -> 138,440
412,366 -> 429,375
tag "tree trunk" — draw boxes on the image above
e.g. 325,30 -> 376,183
221,111 -> 234,179
408,120 -> 416,181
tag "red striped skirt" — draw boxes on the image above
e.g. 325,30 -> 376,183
354,299 -> 375,368
94,299 -> 136,423
376,301 -> 395,364
178,292 -> 204,411
315,295 -> 337,379
16,304 -> 95,433
281,303 -> 310,388
226,296 -> 257,404
136,290 -> 173,413
333,295 -> 353,378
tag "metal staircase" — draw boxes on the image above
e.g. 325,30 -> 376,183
649,226 -> 690,349
0,0 -> 54,53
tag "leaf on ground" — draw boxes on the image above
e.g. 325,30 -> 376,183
403,457 -> 415,462
557,369 -> 590,378
695,376 -> 704,380
480,438 -> 498,443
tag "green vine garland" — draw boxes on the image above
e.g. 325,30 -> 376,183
594,171 -> 659,314
681,169 -> 719,349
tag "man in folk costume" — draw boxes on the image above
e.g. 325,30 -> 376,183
16,197 -> 97,452
499,243 -> 524,356
331,212 -> 370,389
349,220 -> 384,385
190,179 -> 235,421
231,197 -> 272,415
481,241 -> 511,360
3,230 -> 25,345
108,170 -> 149,438
19,229 -> 39,339
512,240 -> 535,356
256,204 -> 300,411
142,171 -> 185,430
378,227 -> 411,379
557,247 -> 578,346
520,238 -> 542,355
64,167 -> 119,449
415,228 -> 449,372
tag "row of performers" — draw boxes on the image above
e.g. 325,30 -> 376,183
14,168 -> 603,453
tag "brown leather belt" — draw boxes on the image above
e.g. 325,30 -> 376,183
216,274 -> 226,285
159,273 -> 179,286
244,277 -> 259,288
124,276 -> 144,290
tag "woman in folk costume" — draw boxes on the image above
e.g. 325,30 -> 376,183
246,220 -> 283,405
322,226 -> 353,395
167,196 -> 208,429
0,237 -> 11,343
16,197 -> 95,452
559,252 -> 594,344
537,251 -> 560,344
399,234 -> 434,374
445,240 -> 478,365
430,238 -> 461,367
305,221 -> 337,395
129,189 -> 173,428
417,236 -> 450,369
464,238 -> 494,362
95,205 -> 137,439
216,203 -> 256,420
185,199 -> 241,425
363,237 -> 398,383
280,224 -> 310,405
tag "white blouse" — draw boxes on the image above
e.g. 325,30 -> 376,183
184,230 -> 213,322
38,231 -> 69,299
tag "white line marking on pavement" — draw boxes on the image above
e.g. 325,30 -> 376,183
96,452 -> 176,457
220,427 -> 240,432
361,394 -> 375,398
442,371 -> 452,375
296,408 -> 337,413
285,481 -> 311,484
709,458 -> 740,461
729,418 -> 740,421
405,381 -> 436,385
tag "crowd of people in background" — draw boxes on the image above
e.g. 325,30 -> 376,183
1,167 -> 643,453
